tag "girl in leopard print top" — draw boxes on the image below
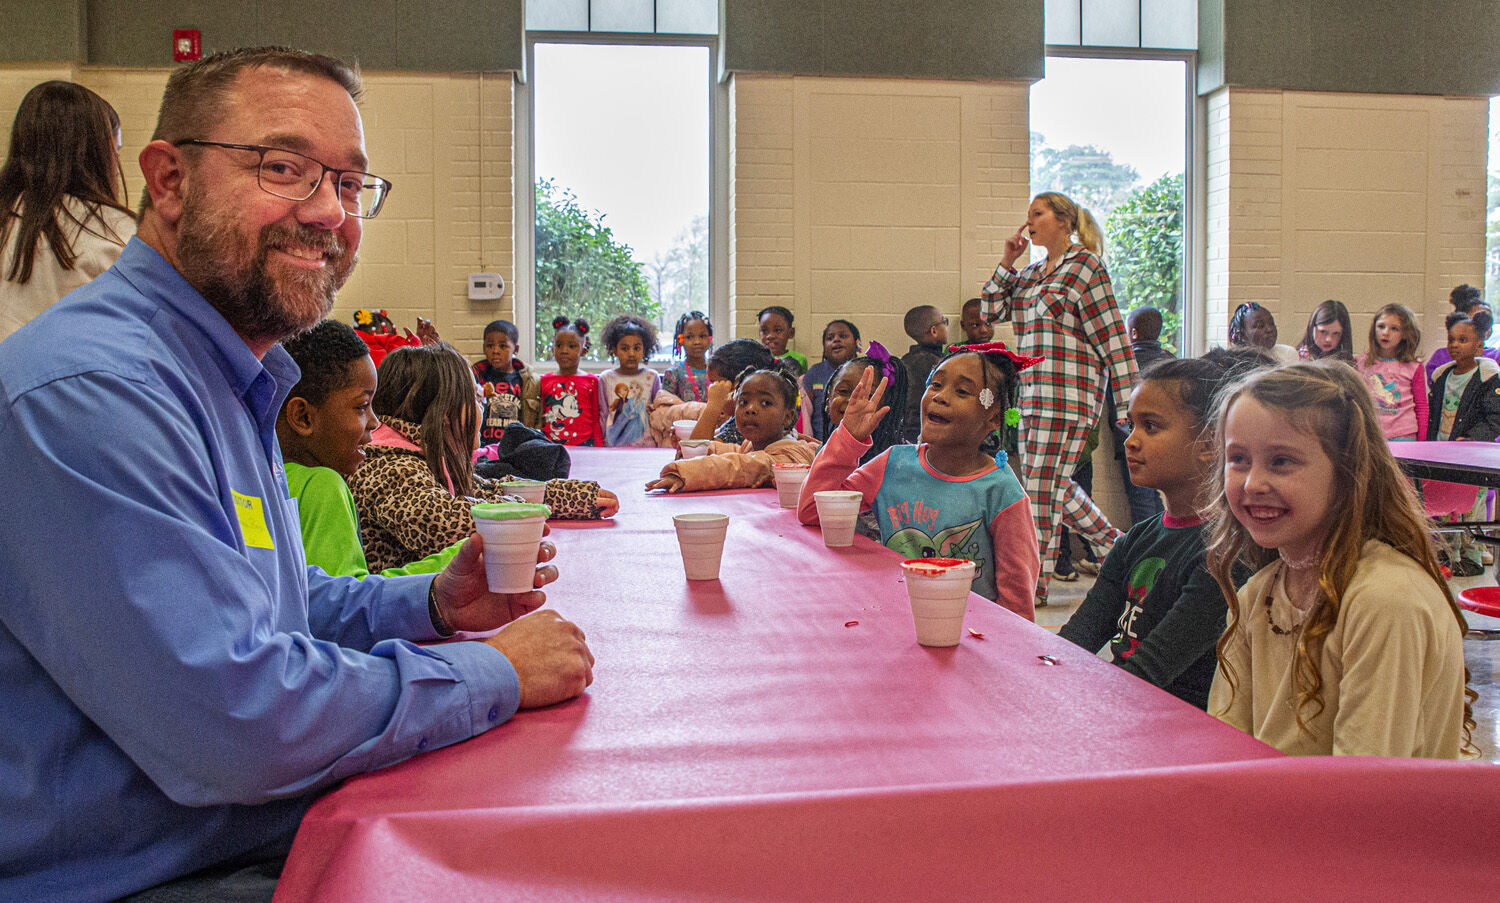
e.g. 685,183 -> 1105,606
349,343 -> 618,572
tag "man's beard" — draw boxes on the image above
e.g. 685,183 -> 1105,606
175,185 -> 356,345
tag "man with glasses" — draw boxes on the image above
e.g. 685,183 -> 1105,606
0,48 -> 593,901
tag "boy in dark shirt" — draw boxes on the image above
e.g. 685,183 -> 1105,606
473,319 -> 541,443
1110,307 -> 1173,525
900,304 -> 949,443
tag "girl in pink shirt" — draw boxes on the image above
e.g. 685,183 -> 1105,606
1354,304 -> 1427,440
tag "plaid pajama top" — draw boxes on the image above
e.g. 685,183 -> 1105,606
981,246 -> 1138,421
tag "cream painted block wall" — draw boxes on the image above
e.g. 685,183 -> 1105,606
729,73 -> 1031,358
0,66 -> 514,362
1205,87 -> 1490,359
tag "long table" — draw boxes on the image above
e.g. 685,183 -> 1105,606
275,447 -> 1500,901
1391,439 -> 1500,489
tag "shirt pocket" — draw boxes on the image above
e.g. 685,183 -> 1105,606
1032,285 -> 1073,323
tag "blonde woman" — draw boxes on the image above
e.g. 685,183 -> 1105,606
980,191 -> 1138,608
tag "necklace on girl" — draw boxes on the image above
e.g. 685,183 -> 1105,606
686,366 -> 706,402
1265,562 -> 1315,636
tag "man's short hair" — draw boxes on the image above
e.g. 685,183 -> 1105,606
1127,306 -> 1163,341
142,47 -> 363,212
903,305 -> 942,341
281,320 -> 371,406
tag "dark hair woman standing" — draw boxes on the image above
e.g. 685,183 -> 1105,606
1,81 -> 137,340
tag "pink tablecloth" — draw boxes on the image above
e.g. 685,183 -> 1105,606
275,447 -> 1500,901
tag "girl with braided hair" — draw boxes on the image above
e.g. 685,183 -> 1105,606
662,310 -> 713,404
646,368 -> 817,493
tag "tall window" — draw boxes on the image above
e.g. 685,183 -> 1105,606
529,42 -> 710,362
524,0 -> 719,364
1029,56 -> 1189,347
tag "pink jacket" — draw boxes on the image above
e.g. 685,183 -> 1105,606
658,435 -> 819,492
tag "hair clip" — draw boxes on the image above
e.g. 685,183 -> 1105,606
865,340 -> 897,382
1005,408 -> 1021,427
979,388 -> 995,409
553,315 -> 570,330
945,341 -> 1045,373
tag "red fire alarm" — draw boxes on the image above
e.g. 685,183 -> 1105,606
173,29 -> 201,62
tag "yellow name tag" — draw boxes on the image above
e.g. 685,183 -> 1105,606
231,489 -> 275,550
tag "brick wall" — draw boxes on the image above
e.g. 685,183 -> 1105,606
728,73 -> 1031,357
1205,87 -> 1490,359
0,66 -> 514,361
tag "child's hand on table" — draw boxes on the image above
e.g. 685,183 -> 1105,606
595,489 -> 620,517
646,474 -> 686,493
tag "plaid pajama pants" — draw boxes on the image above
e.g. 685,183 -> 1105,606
1019,415 -> 1122,604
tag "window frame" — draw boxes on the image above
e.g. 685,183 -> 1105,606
1038,45 -> 1202,353
515,31 -> 728,369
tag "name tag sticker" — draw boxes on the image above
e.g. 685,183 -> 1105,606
231,489 -> 275,550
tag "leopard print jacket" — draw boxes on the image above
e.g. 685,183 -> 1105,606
349,416 -> 602,572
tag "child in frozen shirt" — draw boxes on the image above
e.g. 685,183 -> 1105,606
1059,356 -> 1246,709
1354,303 -> 1427,441
473,318 -> 541,443
598,314 -> 661,447
540,316 -> 604,446
803,319 -> 860,441
798,342 -> 1041,621
662,310 -> 713,405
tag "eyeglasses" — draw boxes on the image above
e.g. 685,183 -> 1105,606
174,140 -> 392,219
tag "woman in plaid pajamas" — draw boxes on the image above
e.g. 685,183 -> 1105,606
981,192 -> 1138,607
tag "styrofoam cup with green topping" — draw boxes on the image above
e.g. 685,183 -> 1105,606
470,503 -> 550,593
501,479 -> 546,504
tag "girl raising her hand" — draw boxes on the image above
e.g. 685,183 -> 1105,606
798,344 -> 1041,620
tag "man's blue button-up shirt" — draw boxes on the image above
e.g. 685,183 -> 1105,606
0,240 -> 520,900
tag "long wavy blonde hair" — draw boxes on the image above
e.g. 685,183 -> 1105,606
1032,191 -> 1106,258
1205,361 -> 1476,753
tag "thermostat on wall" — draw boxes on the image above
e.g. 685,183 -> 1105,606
467,273 -> 505,301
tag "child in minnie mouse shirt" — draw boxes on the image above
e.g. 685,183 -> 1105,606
539,316 -> 603,446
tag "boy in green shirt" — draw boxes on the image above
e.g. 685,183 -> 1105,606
278,320 -> 462,577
